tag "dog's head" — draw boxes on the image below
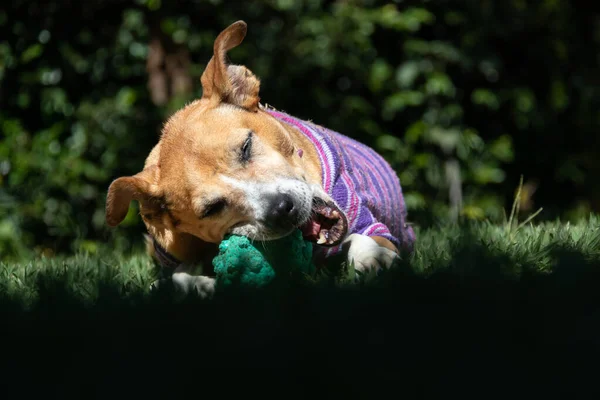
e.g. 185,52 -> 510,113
105,21 -> 347,253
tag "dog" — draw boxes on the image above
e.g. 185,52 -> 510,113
105,20 -> 416,298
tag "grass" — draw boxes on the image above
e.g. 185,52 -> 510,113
2,215 -> 600,395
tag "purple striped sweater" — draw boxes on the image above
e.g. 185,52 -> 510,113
267,109 -> 416,258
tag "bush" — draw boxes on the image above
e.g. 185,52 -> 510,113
1,0 -> 598,259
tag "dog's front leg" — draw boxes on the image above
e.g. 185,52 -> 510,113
342,233 -> 401,283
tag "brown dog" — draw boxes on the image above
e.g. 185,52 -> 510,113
105,21 -> 415,297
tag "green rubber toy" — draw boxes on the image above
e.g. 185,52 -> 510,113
212,229 -> 315,288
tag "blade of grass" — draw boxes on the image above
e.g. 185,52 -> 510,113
506,175 -> 524,235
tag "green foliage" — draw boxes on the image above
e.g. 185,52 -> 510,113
1,0 -> 598,259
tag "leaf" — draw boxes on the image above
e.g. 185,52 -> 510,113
376,5 -> 434,32
116,87 -> 137,110
382,91 -> 424,119
376,134 -> 401,151
489,135 -> 514,163
550,80 -> 569,111
472,165 -> 506,184
471,88 -> 499,110
424,72 -> 455,97
426,126 -> 461,153
368,59 -> 393,93
461,205 -> 486,220
514,88 -> 536,113
413,153 -> 432,168
395,61 -> 420,88
405,121 -> 425,144
20,44 -> 43,63
404,192 -> 426,210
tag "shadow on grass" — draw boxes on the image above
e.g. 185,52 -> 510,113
2,231 -> 600,396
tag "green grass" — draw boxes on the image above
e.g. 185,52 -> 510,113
2,215 -> 600,395
2,215 -> 599,308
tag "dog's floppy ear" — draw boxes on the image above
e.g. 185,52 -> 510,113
200,20 -> 261,111
105,166 -> 158,227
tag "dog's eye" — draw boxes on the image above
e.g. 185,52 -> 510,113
240,132 -> 253,163
201,199 -> 227,219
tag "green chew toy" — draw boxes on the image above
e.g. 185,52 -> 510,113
212,229 -> 315,288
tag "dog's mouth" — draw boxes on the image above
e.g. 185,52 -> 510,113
299,198 -> 348,247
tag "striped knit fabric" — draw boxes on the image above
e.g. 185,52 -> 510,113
267,109 -> 416,258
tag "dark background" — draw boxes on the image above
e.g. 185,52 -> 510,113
1,0 -> 600,260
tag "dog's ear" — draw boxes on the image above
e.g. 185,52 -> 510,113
105,166 -> 159,227
200,20 -> 261,111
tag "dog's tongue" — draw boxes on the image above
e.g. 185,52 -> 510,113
300,219 -> 321,239
300,201 -> 348,247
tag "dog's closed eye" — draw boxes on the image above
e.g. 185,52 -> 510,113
240,131 -> 253,163
201,198 -> 227,219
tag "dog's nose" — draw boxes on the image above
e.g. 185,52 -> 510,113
268,193 -> 297,221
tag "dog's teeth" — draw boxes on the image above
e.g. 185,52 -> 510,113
317,231 -> 327,244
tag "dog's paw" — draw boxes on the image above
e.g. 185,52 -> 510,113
172,272 -> 216,299
151,272 -> 216,300
342,233 -> 400,283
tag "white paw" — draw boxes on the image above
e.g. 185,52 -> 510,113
172,272 -> 216,299
343,234 -> 400,282
151,271 -> 216,299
